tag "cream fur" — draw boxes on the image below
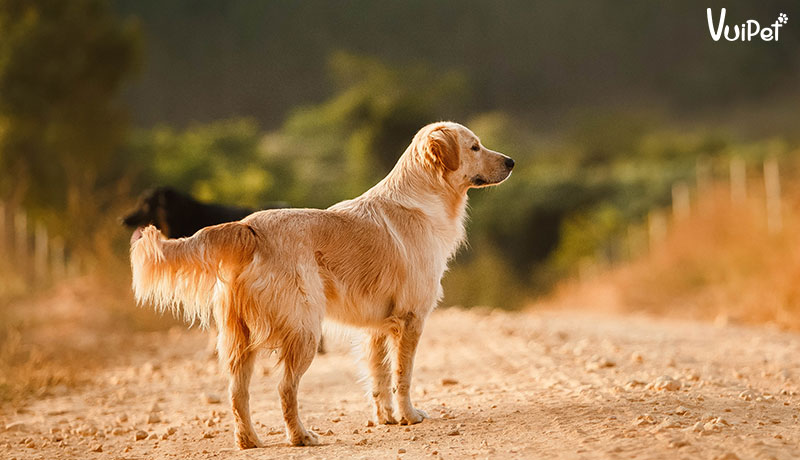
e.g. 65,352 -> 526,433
130,121 -> 514,449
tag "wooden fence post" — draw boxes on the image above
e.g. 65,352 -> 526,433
764,157 -> 782,234
0,200 -> 6,258
14,210 -> 28,270
625,224 -> 647,260
648,210 -> 667,251
729,156 -> 747,203
696,156 -> 712,195
34,222 -> 49,283
671,182 -> 690,220
51,236 -> 66,280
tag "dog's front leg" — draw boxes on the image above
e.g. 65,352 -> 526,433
391,312 -> 428,425
366,333 -> 397,424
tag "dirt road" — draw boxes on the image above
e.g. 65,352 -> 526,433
2,307 -> 799,459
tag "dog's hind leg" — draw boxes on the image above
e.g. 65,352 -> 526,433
278,328 -> 320,446
219,324 -> 261,449
391,312 -> 428,425
365,333 -> 397,424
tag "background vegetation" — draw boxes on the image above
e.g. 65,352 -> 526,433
1,1 -> 799,309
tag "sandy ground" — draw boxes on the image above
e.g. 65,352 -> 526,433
1,307 -> 799,460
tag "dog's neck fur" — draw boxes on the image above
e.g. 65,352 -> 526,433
363,146 -> 468,261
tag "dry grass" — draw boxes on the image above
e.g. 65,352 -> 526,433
550,181 -> 800,330
0,322 -> 89,403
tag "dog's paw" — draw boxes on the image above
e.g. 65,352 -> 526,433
398,408 -> 428,425
289,429 -> 320,446
375,404 -> 398,425
235,432 -> 263,449
376,413 -> 398,425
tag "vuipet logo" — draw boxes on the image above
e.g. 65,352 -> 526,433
707,8 -> 788,41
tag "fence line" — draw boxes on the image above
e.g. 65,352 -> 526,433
0,201 -> 74,288
634,156 -> 782,260
1,156 -> 789,287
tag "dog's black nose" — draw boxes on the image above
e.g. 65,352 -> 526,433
505,157 -> 515,170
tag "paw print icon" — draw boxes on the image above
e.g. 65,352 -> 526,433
778,13 -> 789,24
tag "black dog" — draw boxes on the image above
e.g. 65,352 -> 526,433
121,186 -> 285,238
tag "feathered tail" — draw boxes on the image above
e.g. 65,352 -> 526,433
130,223 -> 258,327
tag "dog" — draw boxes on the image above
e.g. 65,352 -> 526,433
129,121 -> 514,449
121,186 -> 286,239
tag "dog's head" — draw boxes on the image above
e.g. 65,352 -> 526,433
121,186 -> 177,230
415,122 -> 514,192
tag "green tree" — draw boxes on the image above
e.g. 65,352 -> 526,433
127,119 -> 281,209
274,52 -> 470,207
0,0 -> 140,246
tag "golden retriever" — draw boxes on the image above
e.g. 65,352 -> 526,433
130,121 -> 514,449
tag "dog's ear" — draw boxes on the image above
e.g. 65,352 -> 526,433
425,127 -> 460,172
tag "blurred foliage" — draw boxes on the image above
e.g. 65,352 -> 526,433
273,52 -> 469,207
126,119 -> 271,208
131,53 -> 469,209
127,55 -> 797,308
112,0 -> 800,128
0,0 -> 140,249
2,1 -> 799,310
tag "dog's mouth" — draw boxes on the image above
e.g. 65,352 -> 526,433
471,173 -> 511,187
130,227 -> 145,244
471,176 -> 488,186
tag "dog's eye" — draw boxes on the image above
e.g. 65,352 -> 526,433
471,144 -> 480,151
